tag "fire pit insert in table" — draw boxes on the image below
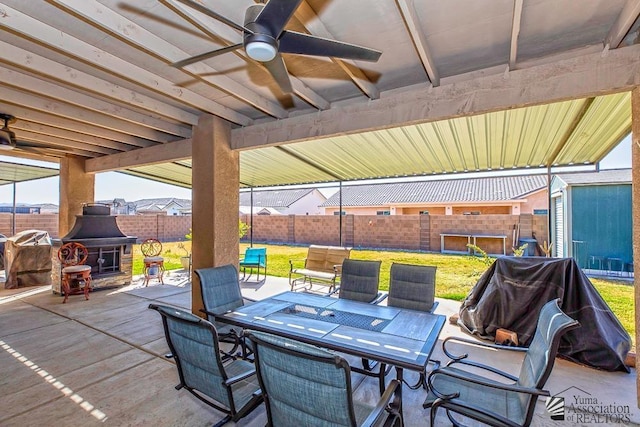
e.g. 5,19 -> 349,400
278,304 -> 390,332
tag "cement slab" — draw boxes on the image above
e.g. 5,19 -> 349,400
1,274 -> 637,427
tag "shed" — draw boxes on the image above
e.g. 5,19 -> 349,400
550,169 -> 632,275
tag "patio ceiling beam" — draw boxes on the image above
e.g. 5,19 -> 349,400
293,1 -> 380,99
233,44 -> 640,150
18,130 -> 119,156
509,0 -> 524,69
167,0 -> 329,111
0,66 -> 190,138
52,0 -> 288,120
0,3 -> 252,127
84,139 -> 192,173
604,0 -> 640,49
14,121 -> 138,152
395,0 -> 440,87
0,103 -> 156,148
0,84 -> 177,143
0,41 -> 198,127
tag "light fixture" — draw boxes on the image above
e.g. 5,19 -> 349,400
244,31 -> 278,62
0,114 -> 16,151
245,40 -> 277,62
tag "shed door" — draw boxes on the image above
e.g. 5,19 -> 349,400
554,196 -> 564,258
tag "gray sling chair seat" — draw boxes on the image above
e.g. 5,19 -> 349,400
377,263 -> 439,392
148,304 -> 263,427
195,264 -> 253,359
333,259 -> 386,376
335,259 -> 385,303
246,330 -> 403,427
424,298 -> 579,427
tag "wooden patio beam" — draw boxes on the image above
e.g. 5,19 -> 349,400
233,44 -> 640,150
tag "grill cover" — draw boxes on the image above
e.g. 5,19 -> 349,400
458,256 -> 631,372
4,230 -> 52,289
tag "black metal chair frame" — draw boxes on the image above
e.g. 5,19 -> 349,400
247,330 -> 403,427
195,265 -> 254,360
149,304 -> 263,427
377,263 -> 440,391
424,299 -> 580,427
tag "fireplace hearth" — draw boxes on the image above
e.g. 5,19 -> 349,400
52,203 -> 137,294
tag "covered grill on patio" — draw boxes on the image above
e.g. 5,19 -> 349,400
51,204 -> 136,294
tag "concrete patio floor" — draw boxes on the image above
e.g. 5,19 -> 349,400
0,271 -> 637,426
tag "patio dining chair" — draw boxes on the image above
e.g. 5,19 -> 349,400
239,247 -> 267,282
148,304 -> 263,427
336,259 -> 385,303
195,264 -> 254,359
246,330 -> 403,427
424,298 -> 579,427
334,259 -> 385,376
377,263 -> 439,391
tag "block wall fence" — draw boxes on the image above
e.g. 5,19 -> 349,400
240,213 -> 549,254
0,213 -> 548,254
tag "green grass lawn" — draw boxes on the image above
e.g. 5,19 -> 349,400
134,241 -> 635,346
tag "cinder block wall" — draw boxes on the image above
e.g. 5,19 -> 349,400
0,213 -> 548,253
354,215 -> 421,250
240,214 -> 289,243
0,213 -> 192,243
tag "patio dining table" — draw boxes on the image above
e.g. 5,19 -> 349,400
215,291 -> 446,416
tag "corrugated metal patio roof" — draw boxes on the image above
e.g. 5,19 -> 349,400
0,160 -> 58,186
121,92 -> 630,189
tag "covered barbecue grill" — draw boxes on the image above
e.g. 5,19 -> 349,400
458,256 -> 631,372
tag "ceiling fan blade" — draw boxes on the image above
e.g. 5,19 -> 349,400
263,54 -> 293,93
279,31 -> 382,62
171,43 -> 243,68
255,0 -> 303,37
173,0 -> 252,34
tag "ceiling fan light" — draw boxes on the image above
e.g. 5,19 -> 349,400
246,41 -> 277,62
0,114 -> 16,150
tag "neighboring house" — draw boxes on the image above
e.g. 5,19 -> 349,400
321,175 -> 548,216
239,188 -> 327,215
98,198 -> 136,215
239,206 -> 282,215
134,198 -> 192,215
0,204 -> 41,214
37,203 -> 59,214
550,168 -> 632,274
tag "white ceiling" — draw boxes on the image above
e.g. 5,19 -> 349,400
0,0 -> 638,187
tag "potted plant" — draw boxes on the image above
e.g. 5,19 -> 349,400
178,228 -> 192,272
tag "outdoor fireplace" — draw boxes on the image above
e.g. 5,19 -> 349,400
52,203 -> 137,294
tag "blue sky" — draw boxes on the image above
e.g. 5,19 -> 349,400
0,134 -> 633,205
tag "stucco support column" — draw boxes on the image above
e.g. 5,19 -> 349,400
59,156 -> 94,237
191,114 -> 239,317
633,87 -> 640,406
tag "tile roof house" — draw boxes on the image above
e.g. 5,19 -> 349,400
133,198 -> 192,216
321,174 -> 548,215
239,188 -> 326,215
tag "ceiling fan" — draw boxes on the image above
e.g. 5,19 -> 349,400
171,0 -> 382,93
0,114 -> 17,150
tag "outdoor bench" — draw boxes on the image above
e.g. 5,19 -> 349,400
289,245 -> 352,292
